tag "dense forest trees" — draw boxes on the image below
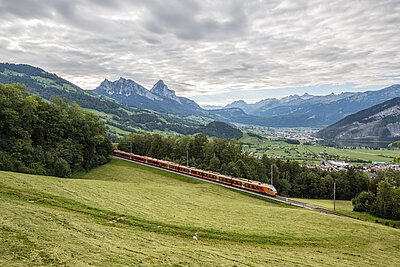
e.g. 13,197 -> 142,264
353,170 -> 400,220
118,133 -> 370,200
0,83 -> 113,177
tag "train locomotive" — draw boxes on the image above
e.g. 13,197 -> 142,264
113,150 -> 278,196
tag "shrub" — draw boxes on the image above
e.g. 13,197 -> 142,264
352,191 -> 376,212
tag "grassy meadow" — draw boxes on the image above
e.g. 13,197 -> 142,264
1,159 -> 400,266
291,198 -> 400,226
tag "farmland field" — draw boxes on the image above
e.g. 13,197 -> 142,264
241,138 -> 398,165
1,159 -> 399,265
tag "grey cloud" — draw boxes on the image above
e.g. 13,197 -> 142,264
0,0 -> 399,99
142,0 -> 248,41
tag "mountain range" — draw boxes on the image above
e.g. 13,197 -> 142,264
225,85 -> 400,126
0,63 -> 243,140
94,78 -> 202,116
2,62 -> 400,137
0,63 -> 206,140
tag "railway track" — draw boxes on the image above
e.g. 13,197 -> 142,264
113,156 -> 361,221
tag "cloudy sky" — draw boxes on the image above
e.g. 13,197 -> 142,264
1,0 -> 399,106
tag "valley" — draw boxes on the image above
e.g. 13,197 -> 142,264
241,134 -> 399,171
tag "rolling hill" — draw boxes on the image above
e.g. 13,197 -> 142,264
1,159 -> 399,265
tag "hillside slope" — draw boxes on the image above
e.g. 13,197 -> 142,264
194,121 -> 243,140
0,63 -> 202,139
0,159 -> 399,266
317,97 -> 400,141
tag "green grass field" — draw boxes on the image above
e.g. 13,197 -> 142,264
1,159 -> 400,265
291,198 -> 400,226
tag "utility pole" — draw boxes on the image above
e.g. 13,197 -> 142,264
187,150 -> 189,167
271,164 -> 273,185
333,182 -> 336,211
129,141 -> 132,154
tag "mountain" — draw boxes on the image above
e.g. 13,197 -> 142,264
226,86 -> 400,126
0,63 -> 202,140
208,107 -> 323,127
150,80 -> 180,102
93,78 -> 202,116
316,97 -> 400,141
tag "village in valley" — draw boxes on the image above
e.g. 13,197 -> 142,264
240,126 -> 400,173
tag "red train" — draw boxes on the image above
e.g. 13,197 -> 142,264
113,150 -> 278,196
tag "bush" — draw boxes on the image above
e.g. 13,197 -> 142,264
352,191 -> 376,212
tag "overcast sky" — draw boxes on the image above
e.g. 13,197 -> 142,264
1,0 -> 399,106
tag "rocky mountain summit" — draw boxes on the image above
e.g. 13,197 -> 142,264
94,78 -> 201,115
97,77 -> 161,100
150,80 -> 181,103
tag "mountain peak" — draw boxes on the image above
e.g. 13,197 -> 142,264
150,80 -> 181,103
95,77 -> 160,100
234,100 -> 247,104
155,79 -> 165,85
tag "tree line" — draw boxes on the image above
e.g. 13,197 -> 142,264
0,83 -> 113,177
353,170 -> 400,220
118,133 -> 372,200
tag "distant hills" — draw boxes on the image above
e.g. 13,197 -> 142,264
316,97 -> 400,142
226,85 -> 400,127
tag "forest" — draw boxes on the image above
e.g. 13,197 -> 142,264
0,83 -> 113,177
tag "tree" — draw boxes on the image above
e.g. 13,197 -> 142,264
352,191 -> 376,212
372,181 -> 397,219
54,158 -> 71,177
208,155 -> 220,171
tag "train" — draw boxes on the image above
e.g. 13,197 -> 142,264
113,150 -> 278,196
